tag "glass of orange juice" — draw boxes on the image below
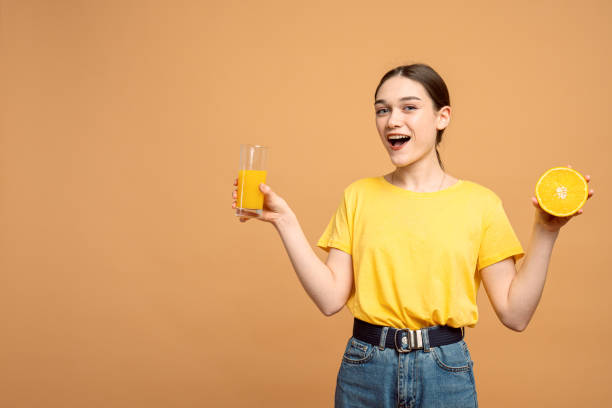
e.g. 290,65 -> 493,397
236,144 -> 268,217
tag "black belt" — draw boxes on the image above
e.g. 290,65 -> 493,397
353,318 -> 464,353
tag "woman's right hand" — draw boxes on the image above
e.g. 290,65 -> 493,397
232,178 -> 294,225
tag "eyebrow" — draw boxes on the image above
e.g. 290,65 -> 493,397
374,96 -> 422,105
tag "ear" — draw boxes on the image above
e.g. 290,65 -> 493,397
436,106 -> 451,130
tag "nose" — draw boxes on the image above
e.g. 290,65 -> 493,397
386,108 -> 402,128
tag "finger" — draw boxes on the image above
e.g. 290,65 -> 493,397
240,217 -> 247,222
233,190 -> 237,198
567,164 -> 572,169
232,202 -> 236,208
234,178 -> 238,186
588,189 -> 594,198
577,209 -> 583,215
585,174 -> 591,182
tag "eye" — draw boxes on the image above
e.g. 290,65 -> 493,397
402,105 -> 417,111
375,107 -> 389,115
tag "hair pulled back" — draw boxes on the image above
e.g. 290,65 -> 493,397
374,63 -> 450,170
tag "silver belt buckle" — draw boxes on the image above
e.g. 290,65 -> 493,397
394,328 -> 423,353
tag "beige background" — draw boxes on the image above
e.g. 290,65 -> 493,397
1,0 -> 611,406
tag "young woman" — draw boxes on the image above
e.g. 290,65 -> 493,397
231,64 -> 594,407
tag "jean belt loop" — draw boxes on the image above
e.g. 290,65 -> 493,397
421,327 -> 431,353
378,326 -> 389,350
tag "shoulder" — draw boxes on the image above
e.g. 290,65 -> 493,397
332,177 -> 386,208
458,179 -> 503,205
342,176 -> 383,196
455,180 -> 507,220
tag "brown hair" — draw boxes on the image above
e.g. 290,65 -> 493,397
374,63 -> 451,170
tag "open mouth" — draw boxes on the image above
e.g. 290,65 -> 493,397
387,135 -> 411,148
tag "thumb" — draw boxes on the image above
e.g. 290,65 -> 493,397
259,183 -> 271,194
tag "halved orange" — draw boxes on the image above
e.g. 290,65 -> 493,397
535,167 -> 588,217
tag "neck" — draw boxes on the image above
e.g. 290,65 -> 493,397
391,164 -> 446,192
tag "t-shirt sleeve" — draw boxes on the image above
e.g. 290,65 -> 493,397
477,198 -> 525,271
316,190 -> 352,255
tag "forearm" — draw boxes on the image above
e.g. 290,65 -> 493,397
273,212 -> 339,316
506,222 -> 559,330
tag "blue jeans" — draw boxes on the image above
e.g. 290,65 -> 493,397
335,327 -> 478,408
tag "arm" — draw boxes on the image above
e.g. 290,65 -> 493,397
274,214 -> 354,316
481,172 -> 594,332
480,225 -> 558,332
232,180 -> 354,316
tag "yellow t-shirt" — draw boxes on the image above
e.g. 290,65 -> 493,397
316,176 -> 525,330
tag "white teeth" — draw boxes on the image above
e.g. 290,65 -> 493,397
388,135 -> 410,140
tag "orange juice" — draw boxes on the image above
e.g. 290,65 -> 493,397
237,169 -> 267,211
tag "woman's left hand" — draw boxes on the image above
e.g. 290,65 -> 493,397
530,165 -> 594,232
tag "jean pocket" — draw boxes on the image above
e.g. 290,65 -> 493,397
430,340 -> 473,372
342,336 -> 376,365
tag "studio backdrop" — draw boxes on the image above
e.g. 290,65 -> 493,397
1,1 -> 610,406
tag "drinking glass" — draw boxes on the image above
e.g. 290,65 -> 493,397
235,144 -> 268,217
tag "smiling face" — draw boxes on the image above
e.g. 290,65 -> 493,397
374,75 -> 450,168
